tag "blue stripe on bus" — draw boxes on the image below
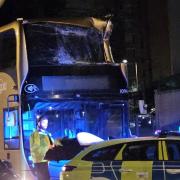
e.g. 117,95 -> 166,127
91,161 -> 122,180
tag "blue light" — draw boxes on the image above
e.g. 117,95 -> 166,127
4,110 -> 19,139
28,155 -> 32,161
48,106 -> 53,110
36,114 -> 41,119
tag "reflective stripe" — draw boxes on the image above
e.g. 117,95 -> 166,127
91,161 -> 122,180
162,141 -> 168,160
159,141 -> 163,160
121,161 -> 152,180
115,144 -> 126,160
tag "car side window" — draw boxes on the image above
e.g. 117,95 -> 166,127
166,140 -> 180,160
82,144 -> 123,161
122,141 -> 158,161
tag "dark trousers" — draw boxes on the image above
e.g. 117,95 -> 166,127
34,162 -> 50,180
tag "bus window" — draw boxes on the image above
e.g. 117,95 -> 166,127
3,107 -> 20,150
0,29 -> 16,72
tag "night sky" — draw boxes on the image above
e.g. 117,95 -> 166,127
0,0 -> 125,61
0,0 -> 116,25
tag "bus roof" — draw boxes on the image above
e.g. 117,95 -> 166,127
21,17 -> 109,32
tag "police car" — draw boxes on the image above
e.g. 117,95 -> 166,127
60,131 -> 180,180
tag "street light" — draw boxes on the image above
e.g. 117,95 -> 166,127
135,62 -> 138,90
121,59 -> 138,92
122,59 -> 128,64
0,0 -> 5,8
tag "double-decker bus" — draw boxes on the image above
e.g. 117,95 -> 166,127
0,17 -> 129,179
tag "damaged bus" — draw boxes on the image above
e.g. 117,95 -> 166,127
0,17 -> 129,179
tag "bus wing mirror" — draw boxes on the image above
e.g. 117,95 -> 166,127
7,94 -> 19,103
7,94 -> 19,110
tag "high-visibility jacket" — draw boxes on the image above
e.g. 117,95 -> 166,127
30,130 -> 53,163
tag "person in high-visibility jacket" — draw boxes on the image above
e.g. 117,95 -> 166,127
30,115 -> 54,180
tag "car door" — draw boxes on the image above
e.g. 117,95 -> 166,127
118,140 -> 165,180
164,140 -> 180,180
82,143 -> 124,180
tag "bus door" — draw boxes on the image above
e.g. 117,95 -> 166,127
120,140 -> 162,180
3,104 -> 20,150
0,25 -> 21,174
95,102 -> 129,139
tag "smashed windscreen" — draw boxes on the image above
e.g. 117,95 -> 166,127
24,22 -> 105,66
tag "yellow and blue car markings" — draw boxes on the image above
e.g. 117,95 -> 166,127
165,161 -> 180,180
91,161 -> 164,180
60,137 -> 180,180
91,161 -> 122,180
152,161 -> 164,179
91,161 -> 169,180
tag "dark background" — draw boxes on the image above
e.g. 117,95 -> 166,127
0,0 -> 177,110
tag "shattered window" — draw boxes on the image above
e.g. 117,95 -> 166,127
24,22 -> 105,65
